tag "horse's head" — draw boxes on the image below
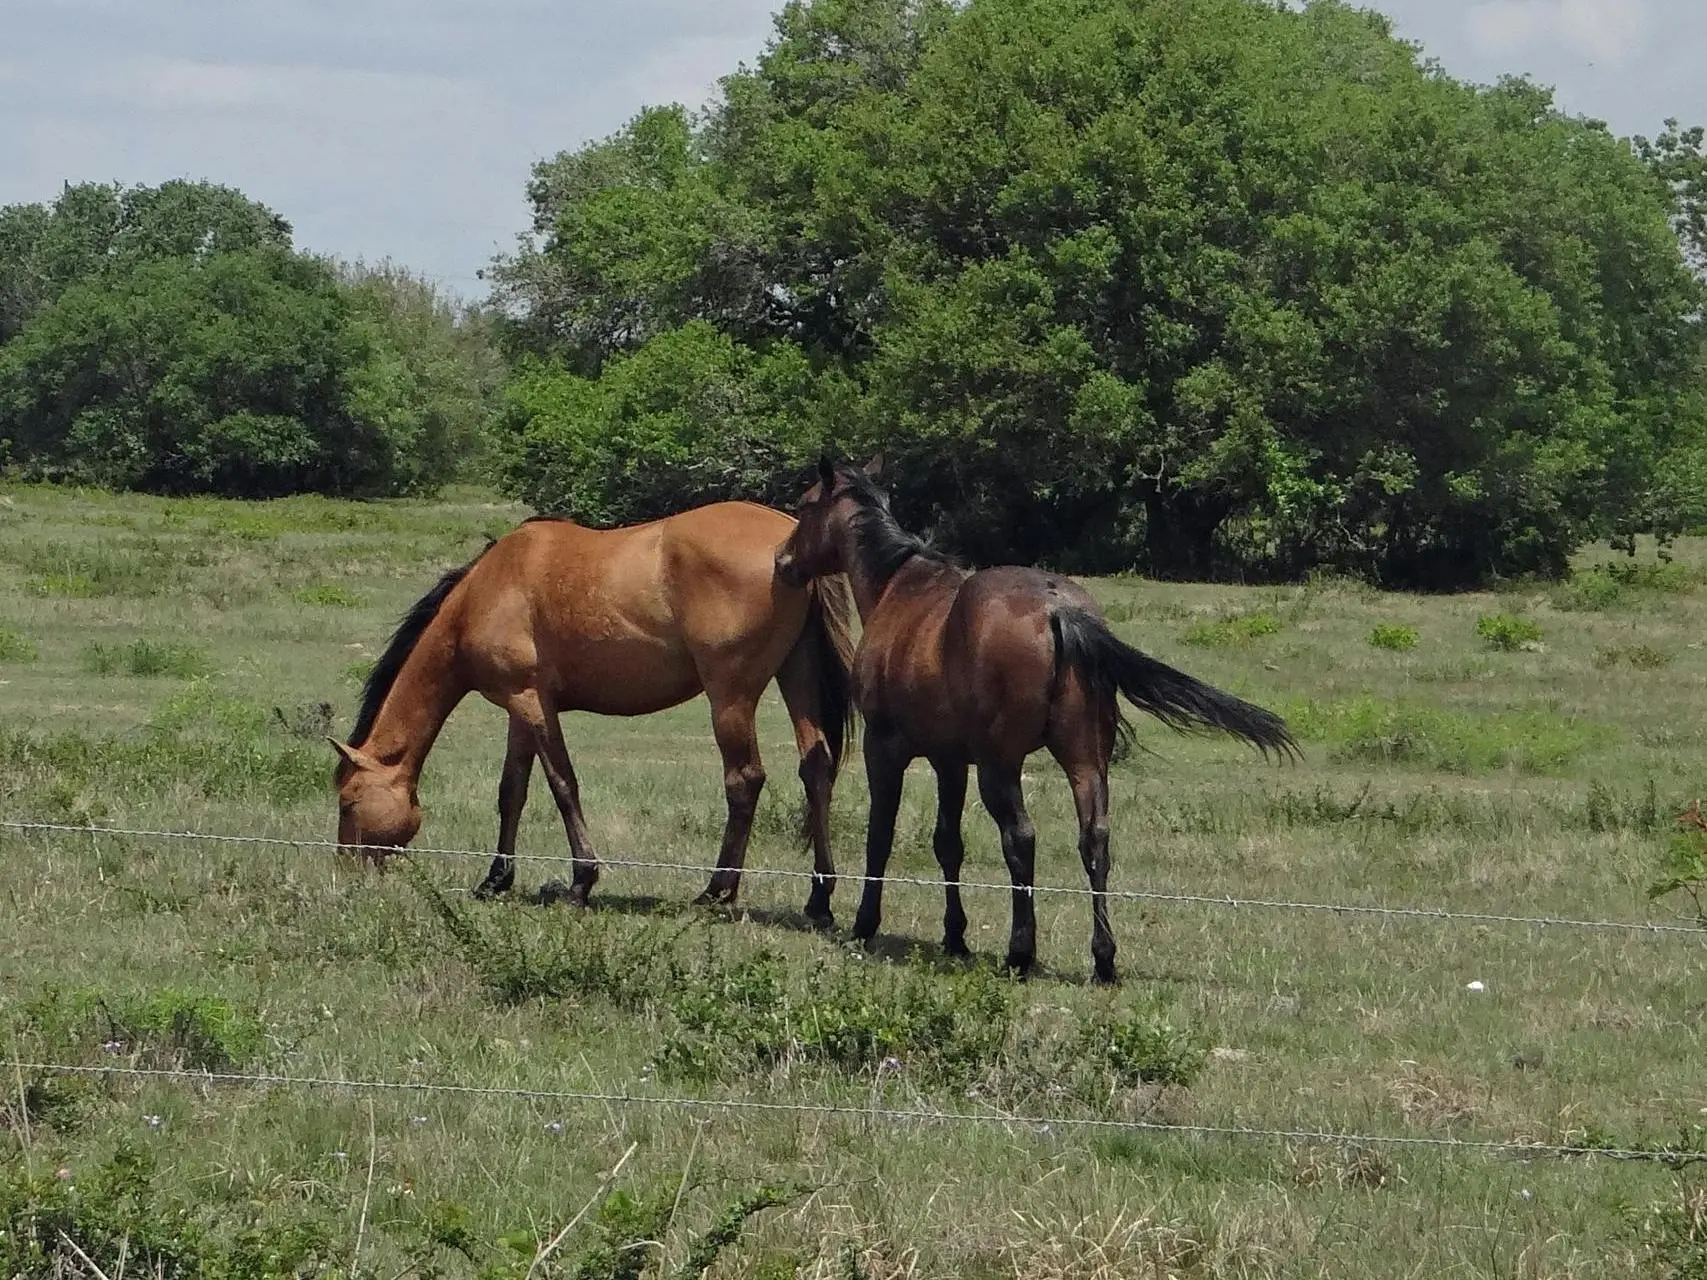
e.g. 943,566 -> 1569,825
329,739 -> 421,863
775,454 -> 886,587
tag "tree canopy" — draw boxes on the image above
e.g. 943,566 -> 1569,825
0,181 -> 498,498
492,0 -> 1707,585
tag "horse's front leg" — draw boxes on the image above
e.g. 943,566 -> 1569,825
472,714 -> 535,899
694,689 -> 766,908
515,693 -> 601,906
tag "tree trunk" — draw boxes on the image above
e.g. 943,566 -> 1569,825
1142,488 -> 1232,581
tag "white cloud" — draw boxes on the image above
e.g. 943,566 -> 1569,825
1467,0 -> 1652,66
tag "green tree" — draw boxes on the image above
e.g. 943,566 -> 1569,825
498,320 -> 854,524
0,180 -> 290,344
340,260 -> 506,490
493,0 -> 1707,584
0,182 -> 500,498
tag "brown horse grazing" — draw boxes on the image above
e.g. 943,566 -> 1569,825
329,501 -> 857,922
774,458 -> 1296,984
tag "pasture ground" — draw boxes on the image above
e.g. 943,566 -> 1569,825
0,482 -> 1704,1278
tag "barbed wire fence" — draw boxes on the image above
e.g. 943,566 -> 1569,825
4,1061 -> 1702,1167
3,819 -> 1704,936
3,818 -> 1703,1170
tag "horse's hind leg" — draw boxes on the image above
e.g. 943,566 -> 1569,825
853,730 -> 910,944
977,761 -> 1039,977
514,693 -> 600,906
693,689 -> 766,909
1048,680 -> 1119,984
776,645 -> 837,926
929,758 -> 970,957
1059,755 -> 1115,985
472,714 -> 535,900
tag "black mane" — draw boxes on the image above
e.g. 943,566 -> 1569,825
348,544 -> 492,747
835,466 -> 957,587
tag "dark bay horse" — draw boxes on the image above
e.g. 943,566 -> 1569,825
330,501 -> 856,922
774,458 -> 1296,983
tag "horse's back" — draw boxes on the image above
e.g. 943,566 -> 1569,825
455,503 -> 806,712
656,502 -> 810,674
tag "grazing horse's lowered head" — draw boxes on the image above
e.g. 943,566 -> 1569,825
330,739 -> 421,864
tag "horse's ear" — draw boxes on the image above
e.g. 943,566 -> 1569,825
817,455 -> 837,489
328,738 -> 378,771
862,454 -> 885,479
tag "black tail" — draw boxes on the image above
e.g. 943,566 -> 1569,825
801,574 -> 858,779
1050,607 -> 1298,761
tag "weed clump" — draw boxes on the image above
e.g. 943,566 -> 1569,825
1282,695 -> 1613,775
1182,612 -> 1282,647
292,582 -> 366,607
0,1143 -> 336,1280
1475,613 -> 1543,651
1592,643 -> 1674,670
80,639 -> 210,678
1081,1008 -> 1208,1089
1553,560 -> 1698,611
0,705 -> 324,808
1651,802 -> 1707,927
1367,624 -> 1419,652
0,627 -> 37,661
655,950 -> 1013,1086
17,985 -> 269,1072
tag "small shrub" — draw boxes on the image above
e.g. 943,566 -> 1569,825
1552,560 -> 1698,612
1281,695 -> 1614,775
1650,802 -> 1707,926
1182,611 -> 1282,647
18,985 -> 268,1071
1629,1169 -> 1707,1278
292,582 -> 365,607
0,627 -> 37,661
1552,569 -> 1627,612
80,639 -> 210,678
482,1181 -> 793,1280
0,720 -> 324,807
1367,624 -> 1419,652
1083,1009 -> 1208,1089
1475,613 -> 1543,651
1593,643 -> 1674,670
27,571 -> 99,597
1585,778 -> 1664,835
0,1142 -> 335,1279
655,951 -> 1014,1086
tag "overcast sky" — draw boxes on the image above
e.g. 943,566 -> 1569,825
2,0 -> 1701,297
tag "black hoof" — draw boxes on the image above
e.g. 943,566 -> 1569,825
1004,952 -> 1035,979
942,938 -> 971,960
1092,966 -> 1119,987
537,878 -> 590,908
694,885 -> 737,909
804,908 -> 836,933
471,877 -> 512,902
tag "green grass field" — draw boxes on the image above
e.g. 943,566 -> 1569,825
1,482 -> 1704,1278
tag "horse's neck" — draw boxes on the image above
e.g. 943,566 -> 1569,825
846,552 -> 938,621
361,629 -> 469,780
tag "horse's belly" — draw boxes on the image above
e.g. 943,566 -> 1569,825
548,641 -> 702,716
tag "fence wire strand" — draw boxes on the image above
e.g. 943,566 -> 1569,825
3,819 -> 1701,937
7,1060 -> 1699,1166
